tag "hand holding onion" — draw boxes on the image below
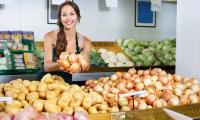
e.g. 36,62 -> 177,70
58,52 -> 89,74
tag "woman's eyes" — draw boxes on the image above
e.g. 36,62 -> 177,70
61,12 -> 75,17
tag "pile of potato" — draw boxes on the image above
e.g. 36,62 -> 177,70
0,74 -> 111,115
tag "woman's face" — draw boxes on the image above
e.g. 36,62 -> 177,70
61,5 -> 78,30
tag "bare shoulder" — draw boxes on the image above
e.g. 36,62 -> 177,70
83,36 -> 91,45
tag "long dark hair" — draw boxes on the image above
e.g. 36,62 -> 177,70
55,1 -> 81,59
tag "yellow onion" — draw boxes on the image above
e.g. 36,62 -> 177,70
135,82 -> 144,91
190,78 -> 199,84
146,94 -> 157,105
68,53 -> 78,63
126,81 -> 134,90
173,74 -> 183,82
146,86 -> 156,95
147,105 -> 152,109
154,81 -> 163,91
151,75 -> 158,83
123,73 -> 131,80
110,74 -> 118,81
175,83 -> 186,91
133,77 -> 142,83
160,99 -> 167,106
180,95 -> 190,105
190,84 -> 199,93
128,68 -> 137,75
174,88 -> 183,97
118,97 -> 128,107
159,75 -> 169,85
137,70 -> 144,76
110,88 -> 120,94
153,99 -> 163,108
59,60 -> 70,69
143,69 -> 151,76
117,82 -> 126,91
143,76 -> 152,87
70,62 -> 80,73
115,72 -> 123,79
188,94 -> 199,104
93,85 -> 103,93
161,90 -> 173,101
59,52 -> 70,60
138,100 -> 147,110
168,95 -> 180,106
184,89 -> 194,97
150,69 -> 160,76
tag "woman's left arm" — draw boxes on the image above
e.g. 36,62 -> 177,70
82,37 -> 91,71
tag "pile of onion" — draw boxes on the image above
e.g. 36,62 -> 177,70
58,52 -> 89,73
83,67 -> 200,111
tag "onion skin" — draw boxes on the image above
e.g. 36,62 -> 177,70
153,99 -> 163,108
123,73 -> 131,80
161,90 -> 173,101
135,82 -> 144,91
70,62 -> 81,73
188,94 -> 199,104
159,75 -> 169,85
68,53 -> 78,63
146,94 -> 157,105
128,68 -> 137,75
115,72 -> 123,79
180,95 -> 190,105
126,81 -> 134,90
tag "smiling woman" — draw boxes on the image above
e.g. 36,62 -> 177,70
37,1 -> 91,85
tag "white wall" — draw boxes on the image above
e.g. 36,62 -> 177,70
176,0 -> 200,79
0,0 -> 176,41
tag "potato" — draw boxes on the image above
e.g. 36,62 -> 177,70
58,96 -> 70,109
62,106 -> 73,115
46,91 -> 57,100
69,99 -> 82,108
21,100 -> 30,108
0,83 -> 4,92
52,75 -> 65,83
9,100 -> 22,108
59,84 -> 70,92
82,96 -> 92,110
4,105 -> 20,115
38,82 -> 47,92
17,93 -> 25,101
88,106 -> 98,114
0,102 -> 5,111
44,100 -> 61,113
74,106 -> 88,115
12,83 -> 23,89
70,84 -> 81,91
32,99 -> 44,112
73,91 -> 85,101
47,83 -> 59,91
23,80 -> 32,87
10,79 -> 23,85
3,84 -> 12,91
26,92 -> 39,102
39,92 -> 46,99
20,86 -> 29,95
41,74 -> 54,83
0,92 -> 4,97
97,104 -> 108,111
28,84 -> 38,92
5,89 -> 18,99
53,89 -> 61,96
62,91 -> 73,101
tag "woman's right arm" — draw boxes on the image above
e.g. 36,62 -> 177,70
43,32 -> 60,72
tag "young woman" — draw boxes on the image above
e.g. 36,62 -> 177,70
37,1 -> 91,84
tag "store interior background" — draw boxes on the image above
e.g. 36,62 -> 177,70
0,0 -> 176,41
1,0 -> 200,81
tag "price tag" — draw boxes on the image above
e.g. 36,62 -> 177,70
0,97 -> 13,104
151,0 -> 161,12
106,0 -> 118,8
119,90 -> 147,98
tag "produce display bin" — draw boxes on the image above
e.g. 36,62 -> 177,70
126,103 -> 200,120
